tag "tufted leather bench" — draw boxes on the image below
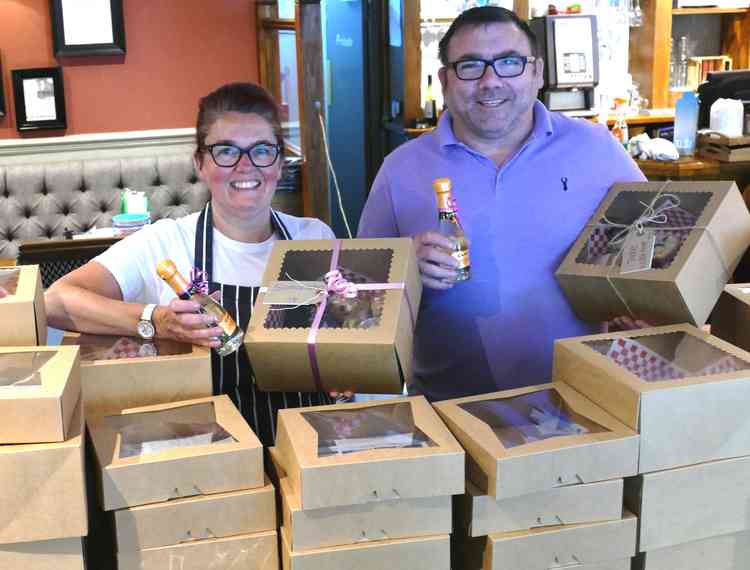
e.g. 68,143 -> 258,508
0,153 -> 304,261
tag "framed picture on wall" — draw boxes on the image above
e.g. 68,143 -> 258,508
11,67 -> 67,132
50,0 -> 126,57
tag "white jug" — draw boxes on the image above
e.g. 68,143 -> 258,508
709,98 -> 745,138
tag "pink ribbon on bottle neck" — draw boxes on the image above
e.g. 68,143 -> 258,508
306,240 -> 416,393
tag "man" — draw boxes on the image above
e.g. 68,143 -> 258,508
357,6 -> 645,401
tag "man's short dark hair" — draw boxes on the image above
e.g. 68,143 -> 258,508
438,6 -> 540,66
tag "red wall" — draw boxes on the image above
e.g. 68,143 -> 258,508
0,0 -> 258,139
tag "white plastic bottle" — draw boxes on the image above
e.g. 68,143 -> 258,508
674,91 -> 699,156
710,98 -> 745,138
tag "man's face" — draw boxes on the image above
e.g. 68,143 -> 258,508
438,22 -> 544,146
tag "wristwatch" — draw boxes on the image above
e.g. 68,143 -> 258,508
137,304 -> 157,340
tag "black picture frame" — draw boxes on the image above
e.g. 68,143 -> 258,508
11,67 -> 67,132
50,0 -> 126,57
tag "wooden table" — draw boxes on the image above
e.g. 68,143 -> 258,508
636,156 -> 750,195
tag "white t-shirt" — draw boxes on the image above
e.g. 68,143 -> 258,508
96,211 -> 335,305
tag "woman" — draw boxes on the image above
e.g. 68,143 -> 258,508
46,82 -> 333,445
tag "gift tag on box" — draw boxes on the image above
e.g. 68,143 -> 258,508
620,229 -> 656,274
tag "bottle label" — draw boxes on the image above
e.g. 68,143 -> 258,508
453,247 -> 470,270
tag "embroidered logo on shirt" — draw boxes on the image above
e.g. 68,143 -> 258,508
561,177 -> 569,192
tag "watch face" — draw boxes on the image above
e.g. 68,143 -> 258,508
137,321 -> 155,340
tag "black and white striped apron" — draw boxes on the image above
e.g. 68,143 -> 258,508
194,202 -> 331,447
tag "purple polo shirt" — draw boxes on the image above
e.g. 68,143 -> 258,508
358,101 -> 646,401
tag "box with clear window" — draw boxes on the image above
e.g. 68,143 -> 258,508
61,332 -> 212,418
88,395 -> 264,511
273,396 -> 464,511
433,383 -> 638,502
554,323 -> 750,472
245,238 -> 421,394
0,345 -> 80,443
556,181 -> 750,326
0,265 -> 47,346
710,283 -> 750,353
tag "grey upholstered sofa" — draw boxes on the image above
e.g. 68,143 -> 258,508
0,152 -> 302,260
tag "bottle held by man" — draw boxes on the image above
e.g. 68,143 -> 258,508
156,259 -> 244,356
433,177 -> 470,281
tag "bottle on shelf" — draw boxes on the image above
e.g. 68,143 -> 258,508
674,91 -> 699,157
433,178 -> 470,282
156,259 -> 244,357
423,74 -> 438,127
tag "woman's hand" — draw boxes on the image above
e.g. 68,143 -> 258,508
152,299 -> 224,348
414,231 -> 460,290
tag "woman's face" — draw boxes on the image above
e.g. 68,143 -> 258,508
197,111 -> 282,224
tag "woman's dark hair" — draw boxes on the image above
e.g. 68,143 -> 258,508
438,6 -> 540,66
195,82 -> 284,164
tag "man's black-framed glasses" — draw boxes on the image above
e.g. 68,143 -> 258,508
450,55 -> 537,80
204,142 -> 281,168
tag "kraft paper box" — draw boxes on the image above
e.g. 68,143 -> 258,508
275,396 -> 464,510
0,265 -> 46,346
433,382 -> 638,499
61,332 -> 211,417
556,181 -> 750,326
710,283 -> 750,352
118,530 -> 278,570
624,455 -> 750,551
269,446 -> 451,551
245,238 -> 422,394
633,529 -> 750,570
0,345 -> 80,444
456,478 -> 624,537
0,398 -> 87,544
460,512 -> 637,570
281,527 -> 450,570
114,481 -> 276,551
0,537 -> 84,570
554,324 -> 750,473
89,395 -> 264,511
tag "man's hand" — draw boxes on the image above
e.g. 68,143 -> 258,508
0,286 -> 7,299
152,299 -> 224,348
414,231 -> 461,290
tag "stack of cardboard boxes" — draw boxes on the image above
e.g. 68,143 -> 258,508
270,396 -> 465,570
554,323 -> 750,570
0,344 -> 87,570
87,395 -> 278,570
435,383 -> 640,570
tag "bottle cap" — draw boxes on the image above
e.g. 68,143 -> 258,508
433,177 -> 452,194
156,259 -> 178,280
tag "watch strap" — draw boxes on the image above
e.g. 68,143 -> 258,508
140,303 -> 156,323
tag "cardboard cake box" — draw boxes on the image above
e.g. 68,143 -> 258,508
0,345 -> 80,444
555,181 -> 750,326
433,382 -> 638,499
457,512 -> 637,570
117,530 -> 278,570
0,265 -> 47,346
269,446 -> 451,551
88,395 -> 264,511
114,481 -> 276,551
245,237 -> 422,394
710,283 -> 750,352
624,455 -> 750,552
554,324 -> 750,472
61,332 -> 212,417
0,398 -> 87,545
274,395 -> 465,510
281,527 -> 450,570
0,537 -> 85,570
633,528 -> 750,570
456,478 -> 624,537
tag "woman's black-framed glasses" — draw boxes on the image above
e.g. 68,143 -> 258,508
204,142 -> 281,168
450,55 -> 537,81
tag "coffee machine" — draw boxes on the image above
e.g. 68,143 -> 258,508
530,15 -> 599,116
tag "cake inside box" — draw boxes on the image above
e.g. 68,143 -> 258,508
263,248 -> 394,330
0,351 -> 53,388
585,332 -> 750,382
302,402 -> 436,456
575,191 -> 711,269
61,334 -> 191,361
459,388 -> 606,449
0,268 -> 20,296
105,402 -> 236,459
